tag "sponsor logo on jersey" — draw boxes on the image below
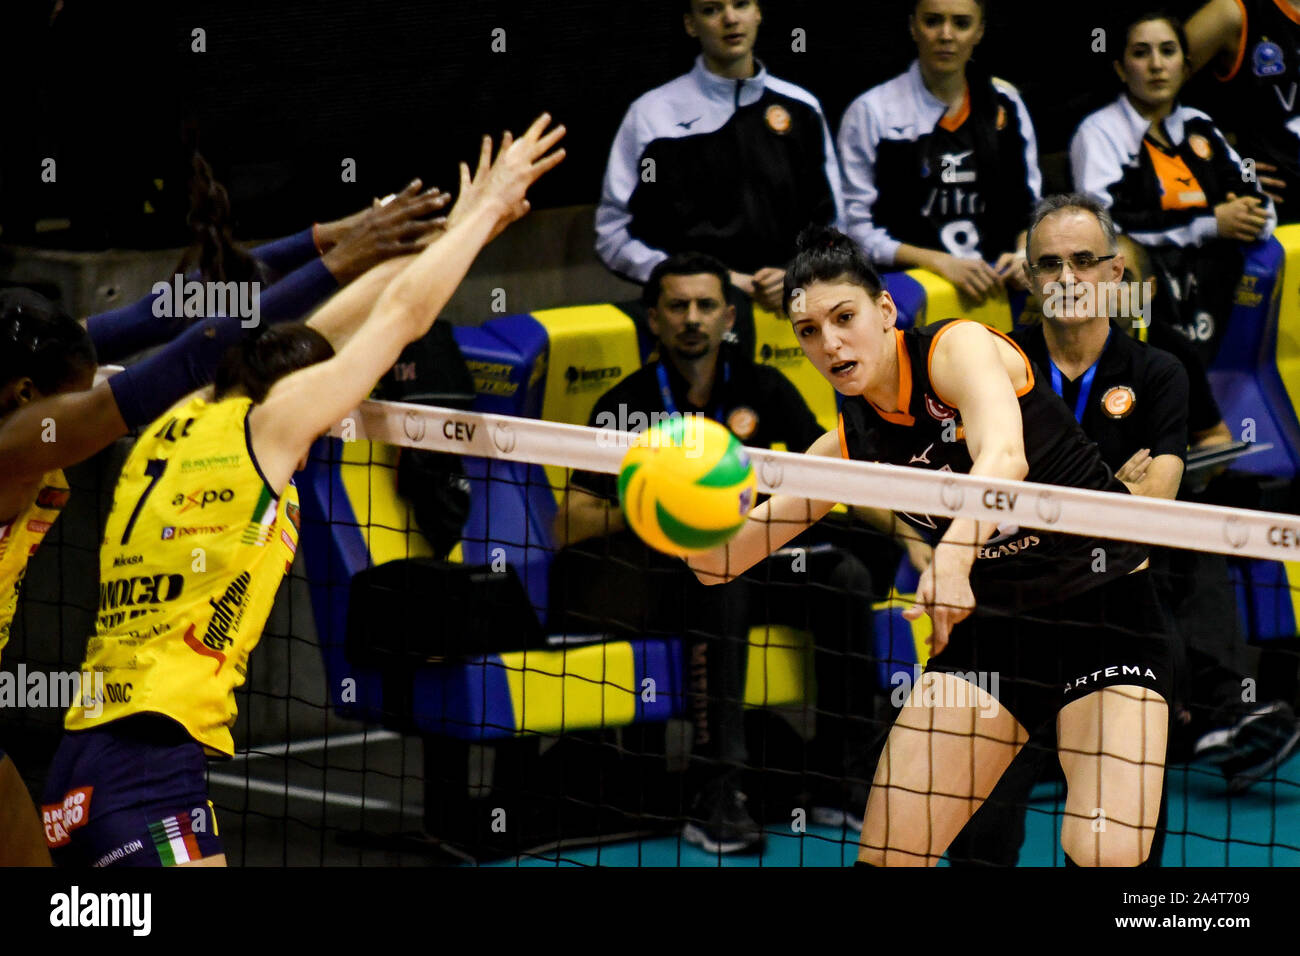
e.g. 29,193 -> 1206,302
99,573 -> 185,612
26,519 -> 52,535
180,453 -> 241,473
1101,385 -> 1136,419
765,104 -> 792,134
281,528 -> 297,556
977,533 -> 1041,560
726,406 -> 758,440
160,524 -> 227,540
1187,133 -> 1213,161
112,554 -> 143,568
996,104 -> 1007,130
925,394 -> 957,422
677,115 -> 701,130
189,570 -> 254,675
172,488 -> 235,513
42,786 -> 93,849
286,501 -> 301,533
36,487 -> 70,510
1253,40 -> 1285,78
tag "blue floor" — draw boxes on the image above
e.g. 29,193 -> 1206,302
482,751 -> 1300,867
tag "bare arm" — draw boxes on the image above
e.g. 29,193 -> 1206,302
688,429 -> 842,584
0,386 -> 127,519
911,323 -> 1029,651
250,117 -> 566,493
1186,0 -> 1244,74
1115,448 -> 1185,500
552,485 -> 627,548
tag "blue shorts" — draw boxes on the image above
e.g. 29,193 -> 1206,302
41,715 -> 224,867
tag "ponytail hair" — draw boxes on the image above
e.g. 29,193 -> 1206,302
212,323 -> 335,405
0,288 -> 97,397
783,225 -> 884,311
176,151 -> 263,286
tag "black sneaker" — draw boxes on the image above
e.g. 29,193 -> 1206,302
682,782 -> 763,854
1220,703 -> 1300,794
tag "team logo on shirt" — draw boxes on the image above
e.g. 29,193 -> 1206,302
1187,134 -> 1213,161
1253,40 -> 1285,78
1101,385 -> 1136,419
925,394 -> 957,422
765,104 -> 791,134
726,406 -> 758,440
996,105 -> 1007,130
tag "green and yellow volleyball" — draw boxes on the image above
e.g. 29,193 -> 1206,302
617,416 -> 757,558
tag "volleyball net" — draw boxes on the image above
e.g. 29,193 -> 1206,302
5,392 -> 1300,866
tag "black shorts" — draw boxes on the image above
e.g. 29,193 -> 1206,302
924,571 -> 1173,734
41,715 -> 223,868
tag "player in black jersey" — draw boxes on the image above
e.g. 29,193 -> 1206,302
689,225 -> 1171,866
838,0 -> 1041,303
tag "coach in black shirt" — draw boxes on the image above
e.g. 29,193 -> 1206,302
551,252 -> 877,854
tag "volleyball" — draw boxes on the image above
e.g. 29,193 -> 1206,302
617,415 -> 758,558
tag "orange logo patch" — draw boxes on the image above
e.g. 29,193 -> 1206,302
765,104 -> 791,134
727,406 -> 759,440
996,105 -> 1008,130
1101,385 -> 1136,419
42,786 -> 93,848
1188,134 -> 1212,161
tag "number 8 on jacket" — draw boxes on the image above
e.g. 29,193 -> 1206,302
617,415 -> 757,558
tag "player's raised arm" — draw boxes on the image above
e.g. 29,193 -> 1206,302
251,115 -> 566,492
687,428 -> 842,584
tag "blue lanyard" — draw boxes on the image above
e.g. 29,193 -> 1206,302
1049,329 -> 1111,424
656,360 -> 728,424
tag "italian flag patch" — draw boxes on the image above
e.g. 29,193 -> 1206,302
148,812 -> 202,866
241,486 -> 277,546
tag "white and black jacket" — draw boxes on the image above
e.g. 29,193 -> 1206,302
838,60 -> 1041,267
595,55 -> 844,284
1070,94 -> 1276,247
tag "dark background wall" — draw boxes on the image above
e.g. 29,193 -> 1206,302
1,0 -> 1218,248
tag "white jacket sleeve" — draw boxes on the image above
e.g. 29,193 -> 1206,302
594,105 -> 668,284
837,97 -> 903,267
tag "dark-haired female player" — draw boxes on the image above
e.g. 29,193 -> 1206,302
690,226 -> 1171,866
42,117 -> 564,867
0,181 -> 449,866
837,0 -> 1040,303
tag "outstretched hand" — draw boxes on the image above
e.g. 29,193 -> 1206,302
447,114 -> 567,240
320,179 -> 452,283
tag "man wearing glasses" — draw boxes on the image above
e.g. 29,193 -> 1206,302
944,192 -> 1299,866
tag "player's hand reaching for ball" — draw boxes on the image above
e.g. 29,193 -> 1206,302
448,114 -> 567,241
903,545 -> 976,655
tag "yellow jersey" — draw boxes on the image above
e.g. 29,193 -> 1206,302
0,471 -> 70,666
65,394 -> 300,756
